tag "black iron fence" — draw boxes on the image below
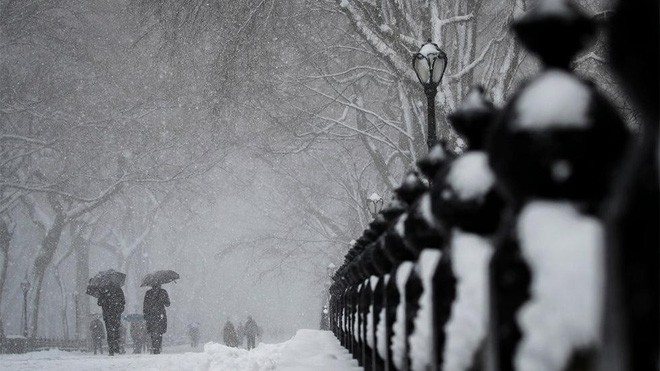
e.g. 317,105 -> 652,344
327,1 -> 658,371
1,337 -> 88,354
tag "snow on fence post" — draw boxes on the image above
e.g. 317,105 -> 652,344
327,1 -> 654,368
484,1 -> 630,370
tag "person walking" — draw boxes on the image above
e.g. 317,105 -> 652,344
89,317 -> 106,355
222,320 -> 239,347
97,285 -> 125,356
188,322 -> 200,348
244,316 -> 259,350
130,320 -> 147,354
143,284 -> 170,354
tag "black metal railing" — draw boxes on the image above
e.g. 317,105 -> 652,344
327,1 -> 658,371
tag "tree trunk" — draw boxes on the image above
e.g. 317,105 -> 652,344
74,230 -> 90,340
54,267 -> 69,339
29,214 -> 67,338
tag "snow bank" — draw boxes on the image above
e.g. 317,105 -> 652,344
515,201 -> 603,371
0,330 -> 359,371
515,70 -> 591,130
205,342 -> 282,370
442,231 -> 493,371
275,330 -> 360,371
391,261 -> 415,370
409,249 -> 442,371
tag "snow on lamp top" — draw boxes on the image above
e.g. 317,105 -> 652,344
368,192 -> 382,202
514,70 -> 591,130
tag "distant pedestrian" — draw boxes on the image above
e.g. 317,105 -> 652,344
89,317 -> 105,355
97,285 -> 125,356
143,284 -> 170,354
130,320 -> 147,354
222,320 -> 239,347
188,322 -> 201,348
236,322 -> 245,347
244,316 -> 259,350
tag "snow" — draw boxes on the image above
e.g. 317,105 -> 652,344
391,261 -> 414,370
419,193 -> 439,229
395,214 -> 407,236
368,192 -> 382,202
375,274 -> 390,361
514,201 -> 604,371
366,304 -> 375,349
0,330 -> 360,371
462,88 -> 489,112
442,231 -> 493,371
409,249 -> 442,371
514,70 -> 591,130
536,0 -> 574,17
428,144 -> 447,162
370,276 -> 379,291
366,276 -> 379,349
419,43 -> 440,58
446,152 -> 495,200
353,285 -> 362,343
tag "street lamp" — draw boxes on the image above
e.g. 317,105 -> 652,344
413,39 -> 448,151
327,263 -> 336,278
72,292 -> 80,339
366,192 -> 384,218
20,279 -> 31,338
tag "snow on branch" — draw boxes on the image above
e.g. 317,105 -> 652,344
336,0 -> 418,84
574,52 -> 606,66
0,134 -> 51,145
446,35 -> 504,83
437,13 -> 474,27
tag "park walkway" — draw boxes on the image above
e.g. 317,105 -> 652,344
0,330 -> 361,371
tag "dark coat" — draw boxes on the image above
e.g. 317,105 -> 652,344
143,287 -> 170,335
90,318 -> 105,340
222,321 -> 239,347
244,317 -> 258,338
97,286 -> 125,318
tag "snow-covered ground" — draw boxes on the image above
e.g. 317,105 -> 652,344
0,330 -> 361,371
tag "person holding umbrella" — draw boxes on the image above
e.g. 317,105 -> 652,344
142,270 -> 178,354
91,269 -> 126,356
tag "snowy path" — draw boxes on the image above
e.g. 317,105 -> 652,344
0,330 -> 361,371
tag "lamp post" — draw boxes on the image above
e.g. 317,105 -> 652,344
20,279 -> 31,338
327,263 -> 336,278
72,292 -> 80,339
366,193 -> 384,218
413,39 -> 448,151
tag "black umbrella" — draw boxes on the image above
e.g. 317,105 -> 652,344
123,313 -> 144,322
141,270 -> 180,287
89,269 -> 126,288
85,283 -> 102,298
